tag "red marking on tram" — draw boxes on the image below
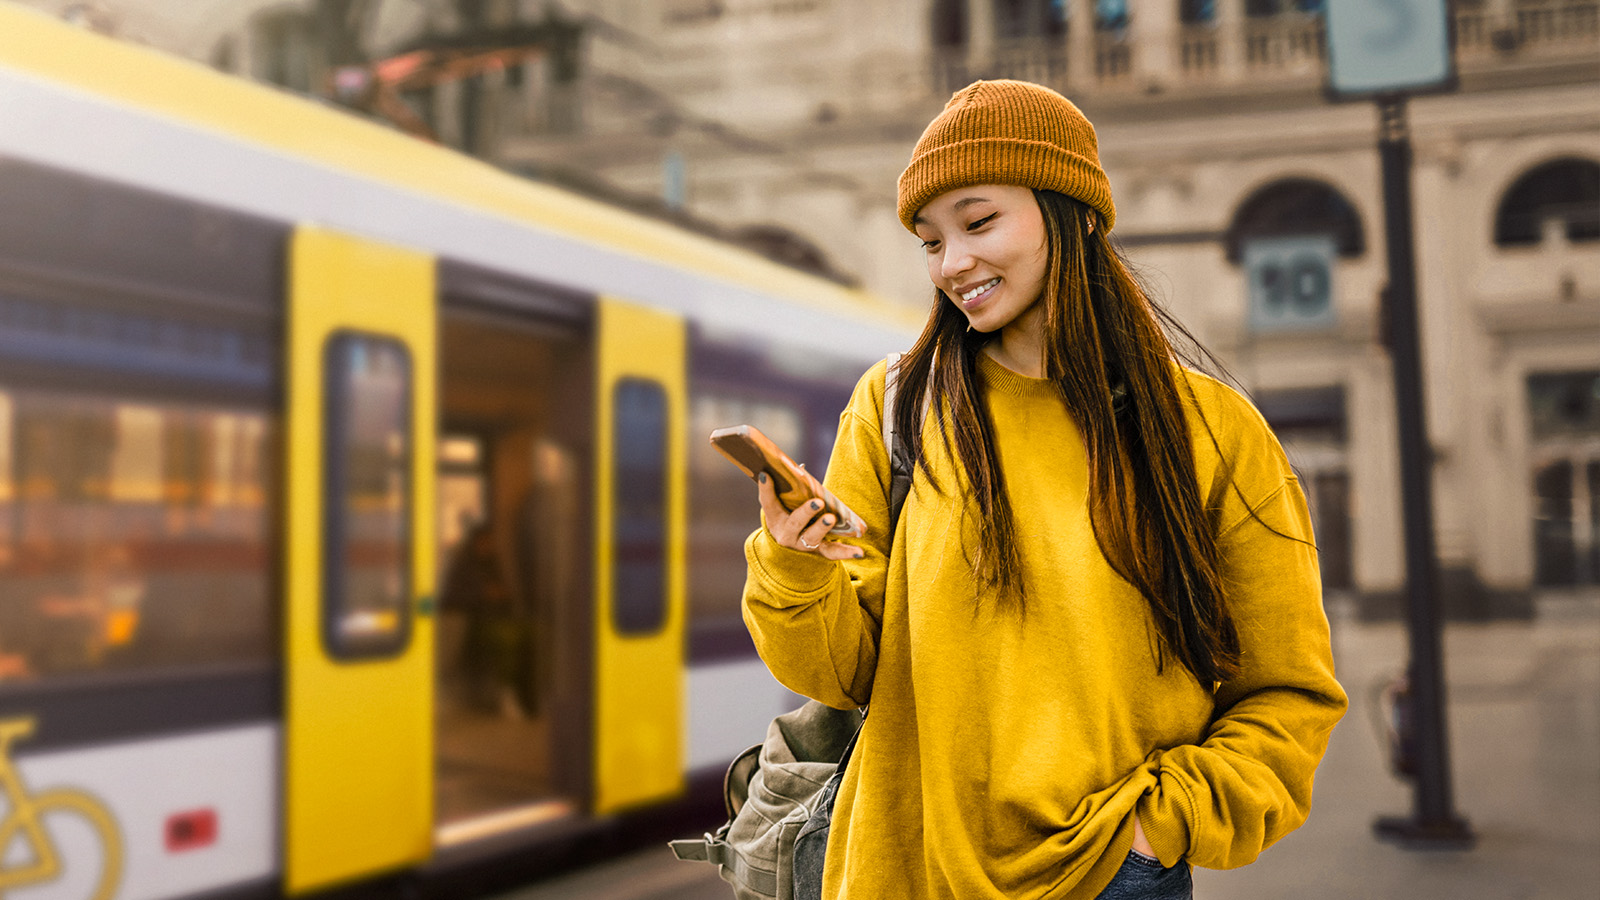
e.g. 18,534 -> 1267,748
165,808 -> 218,852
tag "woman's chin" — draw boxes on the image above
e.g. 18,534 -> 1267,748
961,314 -> 1001,334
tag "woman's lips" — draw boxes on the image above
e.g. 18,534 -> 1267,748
959,277 -> 1000,310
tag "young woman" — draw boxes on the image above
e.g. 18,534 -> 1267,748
743,80 -> 1347,900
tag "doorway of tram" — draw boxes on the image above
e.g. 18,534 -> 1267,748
432,276 -> 593,845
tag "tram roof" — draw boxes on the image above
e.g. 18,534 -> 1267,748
0,3 -> 920,361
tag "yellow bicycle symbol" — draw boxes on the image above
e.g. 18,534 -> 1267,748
0,718 -> 122,900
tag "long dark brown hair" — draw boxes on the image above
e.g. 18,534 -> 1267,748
892,189 -> 1241,684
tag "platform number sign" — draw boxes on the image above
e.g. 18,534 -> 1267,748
1246,236 -> 1337,333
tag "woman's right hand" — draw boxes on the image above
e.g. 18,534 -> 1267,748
757,473 -> 865,561
1132,813 -> 1157,859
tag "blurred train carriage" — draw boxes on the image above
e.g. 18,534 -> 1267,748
0,6 -> 915,898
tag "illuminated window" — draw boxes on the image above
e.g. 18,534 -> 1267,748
0,390 -> 275,683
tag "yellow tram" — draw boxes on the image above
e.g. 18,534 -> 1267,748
0,6 -> 915,897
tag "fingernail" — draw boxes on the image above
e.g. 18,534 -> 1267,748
758,473 -> 767,484
811,500 -> 822,510
853,550 -> 865,559
822,516 -> 835,526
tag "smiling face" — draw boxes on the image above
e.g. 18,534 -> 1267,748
912,184 -> 1050,337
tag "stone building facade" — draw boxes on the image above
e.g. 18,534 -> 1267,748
15,0 -> 1600,614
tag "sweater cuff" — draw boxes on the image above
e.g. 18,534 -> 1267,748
1138,768 -> 1196,868
745,526 -> 841,601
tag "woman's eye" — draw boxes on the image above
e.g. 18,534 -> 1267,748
967,213 -> 997,230
920,239 -> 940,251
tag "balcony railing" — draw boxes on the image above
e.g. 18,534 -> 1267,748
991,39 -> 1071,86
1519,0 -> 1600,42
928,4 -> 1593,100
1457,0 -> 1599,58
1179,24 -> 1221,77
1095,32 -> 1134,84
1244,13 -> 1325,72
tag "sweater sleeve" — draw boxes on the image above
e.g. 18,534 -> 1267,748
741,363 -> 894,710
1137,475 -> 1350,870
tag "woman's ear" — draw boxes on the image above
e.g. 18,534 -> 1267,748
1086,218 -> 1095,236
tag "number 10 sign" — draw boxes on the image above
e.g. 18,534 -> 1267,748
1245,236 -> 1337,333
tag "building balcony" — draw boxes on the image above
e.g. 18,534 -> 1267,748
934,2 -> 1596,103
1456,0 -> 1600,65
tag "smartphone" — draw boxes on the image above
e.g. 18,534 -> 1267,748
709,425 -> 865,537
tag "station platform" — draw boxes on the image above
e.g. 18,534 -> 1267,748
498,592 -> 1600,900
1198,591 -> 1599,899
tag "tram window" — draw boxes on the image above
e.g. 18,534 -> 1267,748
688,394 -> 805,627
0,389 -> 275,684
612,378 -> 669,636
323,333 -> 413,659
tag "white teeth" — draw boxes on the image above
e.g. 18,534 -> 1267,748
960,278 -> 999,302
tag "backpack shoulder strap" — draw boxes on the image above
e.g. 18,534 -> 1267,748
882,353 -> 914,543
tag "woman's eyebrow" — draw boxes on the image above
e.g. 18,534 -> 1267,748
912,196 -> 993,226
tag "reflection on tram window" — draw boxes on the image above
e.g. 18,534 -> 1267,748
0,389 -> 275,684
688,395 -> 805,627
323,333 -> 412,658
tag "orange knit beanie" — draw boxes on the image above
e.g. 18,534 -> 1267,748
896,79 -> 1115,233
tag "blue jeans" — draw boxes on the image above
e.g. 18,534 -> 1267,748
1093,850 -> 1193,900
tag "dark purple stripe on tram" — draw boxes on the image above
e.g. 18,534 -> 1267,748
0,661 -> 279,755
688,617 -> 758,663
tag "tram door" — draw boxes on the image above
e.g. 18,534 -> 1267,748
432,291 -> 592,840
284,228 -> 436,893
592,298 -> 687,813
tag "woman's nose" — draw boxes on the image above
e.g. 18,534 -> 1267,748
940,240 -> 974,280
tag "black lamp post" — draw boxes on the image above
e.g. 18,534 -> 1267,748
1323,0 -> 1475,849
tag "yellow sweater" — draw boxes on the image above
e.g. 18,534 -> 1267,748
742,354 -> 1348,899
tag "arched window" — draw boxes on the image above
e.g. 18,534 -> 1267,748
1494,157 -> 1600,247
932,0 -> 966,48
1225,178 -> 1364,264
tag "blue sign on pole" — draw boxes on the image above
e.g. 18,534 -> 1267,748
1245,236 -> 1338,333
1324,0 -> 1455,98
